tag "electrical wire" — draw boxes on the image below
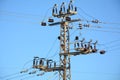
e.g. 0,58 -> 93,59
72,71 -> 120,75
84,25 -> 120,34
101,21 -> 120,25
77,6 -> 120,26
0,10 -> 41,20
46,72 -> 58,80
95,41 -> 120,55
102,40 -> 120,46
52,74 -> 58,80
0,19 -> 40,25
101,26 -> 120,30
47,47 -> 59,59
45,38 -> 58,58
6,69 -> 40,80
108,46 -> 120,52
77,7 -> 95,19
97,39 -> 120,49
20,71 -> 44,80
21,67 -> 33,73
87,28 -> 120,34
70,29 -> 78,36
0,10 -> 41,17
22,60 -> 33,69
20,75 -> 35,80
104,43 -> 120,51
5,73 -> 28,80
1,72 -> 20,80
70,21 -> 120,35
42,7 -> 53,21
77,13 -> 89,23
0,10 -> 45,26
1,67 -> 33,80
69,23 -> 79,36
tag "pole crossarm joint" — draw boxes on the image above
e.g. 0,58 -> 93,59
49,19 -> 81,26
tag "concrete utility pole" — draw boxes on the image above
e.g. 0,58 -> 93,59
32,0 -> 105,80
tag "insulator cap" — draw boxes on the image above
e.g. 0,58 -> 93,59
92,19 -> 99,23
75,7 -> 77,12
66,17 -> 71,21
100,50 -> 106,54
92,49 -> 97,53
48,18 -> 54,22
34,56 -> 39,59
75,36 -> 79,40
83,24 -> 90,27
79,23 -> 82,29
41,22 -> 46,26
58,36 -> 61,40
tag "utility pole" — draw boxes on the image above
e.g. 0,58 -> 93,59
32,0 -> 106,80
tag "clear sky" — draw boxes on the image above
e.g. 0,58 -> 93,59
0,0 -> 120,80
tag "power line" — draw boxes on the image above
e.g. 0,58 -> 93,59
0,10 -> 41,20
22,60 -> 33,69
45,38 -> 58,58
47,48 -> 59,59
46,72 -> 58,80
77,6 -> 120,25
20,75 -> 35,80
87,28 -> 120,34
101,21 -> 120,25
77,7 -> 95,19
0,19 -> 40,25
20,71 -> 45,80
72,71 -> 120,75
101,26 -> 120,30
1,67 -> 33,80
105,44 -> 120,51
103,39 -> 120,46
5,73 -> 28,80
0,72 -> 20,80
42,7 -> 53,21
53,74 -> 58,80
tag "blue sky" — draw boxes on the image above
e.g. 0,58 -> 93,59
0,0 -> 120,80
